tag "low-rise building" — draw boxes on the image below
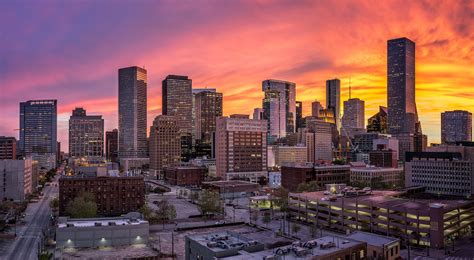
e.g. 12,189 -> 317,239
202,180 -> 259,199
56,212 -> 148,249
164,166 -> 206,186
369,150 -> 398,168
0,136 -> 17,159
268,171 -> 281,188
0,158 -> 33,201
346,231 -> 400,260
268,145 -> 307,167
281,164 -> 350,192
350,167 -> 404,188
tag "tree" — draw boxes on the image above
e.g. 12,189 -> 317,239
156,199 -> 177,230
139,203 -> 153,221
50,197 -> 59,212
262,212 -> 271,227
197,190 -> 221,217
65,192 -> 97,218
190,191 -> 199,203
292,223 -> 301,235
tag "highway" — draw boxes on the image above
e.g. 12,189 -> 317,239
2,178 -> 58,260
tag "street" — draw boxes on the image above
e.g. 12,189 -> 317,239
2,178 -> 58,260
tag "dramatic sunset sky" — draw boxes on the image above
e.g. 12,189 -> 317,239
1,0 -> 473,151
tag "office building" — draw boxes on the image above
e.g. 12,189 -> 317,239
342,98 -> 365,136
56,213 -> 149,249
367,106 -> 388,133
162,75 -> 193,160
295,101 -> 304,130
305,119 -> 333,162
269,145 -> 307,167
118,66 -> 147,159
195,90 -> 223,157
289,189 -> 474,249
59,175 -> 145,216
0,136 -> 17,159
68,108 -> 104,158
326,79 -> 341,129
163,166 -> 206,186
369,150 -> 398,168
252,108 -> 263,120
441,110 -> 472,144
19,99 -> 57,169
105,129 -> 118,163
281,164 -> 350,191
311,101 -> 323,118
350,167 -> 403,188
215,115 -> 267,182
262,79 -> 296,142
0,158 -> 32,201
149,115 -> 181,177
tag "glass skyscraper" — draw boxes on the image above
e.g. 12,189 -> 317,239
441,110 -> 472,144
118,66 -> 147,159
326,79 -> 341,129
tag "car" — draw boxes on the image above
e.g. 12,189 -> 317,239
323,191 -> 330,195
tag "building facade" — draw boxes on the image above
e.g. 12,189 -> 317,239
164,166 -> 206,186
441,110 -> 472,144
149,115 -> 182,177
0,136 -> 17,159
273,145 -> 307,167
367,106 -> 388,134
350,167 -> 404,188
342,98 -> 365,132
262,79 -> 296,142
305,119 -> 333,163
252,108 -> 263,120
118,66 -> 147,159
59,175 -> 145,216
69,108 -> 104,158
281,164 -> 351,191
0,158 -> 32,201
105,129 -> 118,163
215,115 -> 267,182
19,99 -> 57,169
296,101 -> 304,130
195,90 -> 223,157
326,79 -> 341,129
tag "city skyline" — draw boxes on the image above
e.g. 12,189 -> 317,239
1,1 -> 473,150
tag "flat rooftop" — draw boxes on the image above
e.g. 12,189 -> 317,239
290,190 -> 473,213
58,217 -> 148,229
346,231 -> 399,247
202,180 -> 258,187
187,231 -> 263,253
223,236 -> 364,259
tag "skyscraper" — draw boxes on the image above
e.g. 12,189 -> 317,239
441,110 -> 472,144
342,98 -> 365,130
105,129 -> 118,163
305,119 -> 333,162
69,107 -> 104,158
262,79 -> 296,142
387,37 -> 418,135
149,115 -> 182,177
19,99 -> 57,169
311,101 -> 323,118
118,66 -> 147,159
253,108 -> 264,120
162,75 -> 193,160
195,90 -> 223,157
326,79 -> 341,129
296,101 -> 304,130
367,106 -> 388,133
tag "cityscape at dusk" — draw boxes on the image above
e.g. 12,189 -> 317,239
0,1 -> 473,260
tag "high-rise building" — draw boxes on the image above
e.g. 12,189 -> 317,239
305,119 -> 333,162
19,99 -> 57,169
194,90 -> 223,157
441,110 -> 472,144
105,129 -> 118,163
215,115 -> 267,182
342,98 -> 365,130
296,101 -> 304,130
326,79 -> 341,129
311,101 -> 323,118
367,106 -> 388,133
253,108 -> 264,120
387,37 -> 418,135
262,79 -> 296,142
118,66 -> 147,159
0,158 -> 33,201
192,88 -> 215,146
149,115 -> 182,177
0,136 -> 17,159
68,108 -> 104,158
162,75 -> 193,160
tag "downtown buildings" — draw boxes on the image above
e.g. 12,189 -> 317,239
68,107 -> 104,158
194,90 -> 223,157
105,129 -> 118,163
441,110 -> 472,144
326,79 -> 341,129
149,115 -> 182,177
342,98 -> 365,138
19,99 -> 57,169
0,158 -> 33,201
0,136 -> 17,159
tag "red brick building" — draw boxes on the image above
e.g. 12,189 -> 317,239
0,136 -> 17,159
59,176 -> 145,217
369,150 -> 397,168
164,166 -> 206,186
281,164 -> 350,191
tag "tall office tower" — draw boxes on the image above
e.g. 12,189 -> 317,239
118,66 -> 147,159
326,79 -> 341,129
192,88 -> 216,147
305,119 -> 333,162
19,100 -> 57,169
215,115 -> 268,182
441,110 -> 472,144
149,115 -> 182,177
296,101 -> 304,130
367,106 -> 388,133
262,79 -> 296,143
195,90 -> 223,157
253,108 -> 264,120
342,98 -> 365,130
68,107 -> 104,158
311,101 -> 323,118
105,129 -> 118,163
387,37 -> 419,135
162,75 -> 193,160
0,136 -> 17,159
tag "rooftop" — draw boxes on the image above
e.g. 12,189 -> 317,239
346,231 -> 399,248
187,230 -> 263,253
58,216 -> 148,229
202,180 -> 258,187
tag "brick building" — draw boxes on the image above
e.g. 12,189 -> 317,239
164,166 -> 206,186
369,150 -> 398,167
281,164 -> 350,191
59,176 -> 145,217
0,136 -> 17,159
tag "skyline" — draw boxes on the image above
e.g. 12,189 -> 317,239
1,1 -> 473,150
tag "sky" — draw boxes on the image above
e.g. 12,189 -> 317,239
0,0 -> 473,152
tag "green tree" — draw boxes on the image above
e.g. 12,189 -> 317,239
272,187 -> 289,212
65,192 -> 97,218
49,197 -> 59,212
190,191 -> 199,203
197,190 -> 221,217
156,199 -> 177,230
139,203 -> 153,220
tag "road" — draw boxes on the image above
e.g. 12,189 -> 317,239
3,178 -> 58,260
